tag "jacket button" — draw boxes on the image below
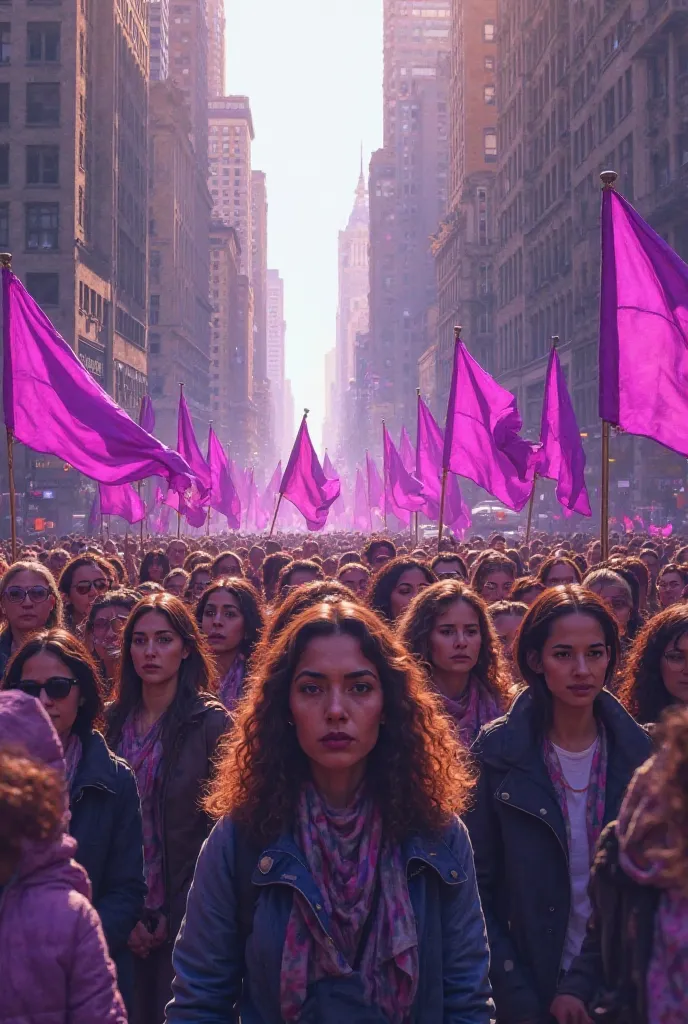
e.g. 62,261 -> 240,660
258,856 -> 273,874
546,927 -> 553,934
501,792 -> 510,801
315,903 -> 322,911
540,808 -> 547,815
450,870 -> 458,879
549,906 -> 555,913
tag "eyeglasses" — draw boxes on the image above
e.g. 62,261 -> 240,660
663,651 -> 688,669
3,585 -> 51,604
658,581 -> 683,591
436,571 -> 463,580
18,677 -> 78,700
72,578 -> 109,596
92,614 -> 128,637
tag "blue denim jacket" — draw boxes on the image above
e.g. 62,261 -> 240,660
166,814 -> 494,1023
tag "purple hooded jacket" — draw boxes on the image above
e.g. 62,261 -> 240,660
0,691 -> 127,1023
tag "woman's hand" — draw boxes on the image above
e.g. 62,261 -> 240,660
550,994 -> 592,1024
128,920 -> 153,959
148,913 -> 168,950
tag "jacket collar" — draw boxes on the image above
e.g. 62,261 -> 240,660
72,730 -> 117,797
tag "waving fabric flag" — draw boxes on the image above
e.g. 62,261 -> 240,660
443,339 -> 540,511
99,482 -> 146,525
164,487 -> 207,529
399,427 -> 416,476
323,452 -> 345,516
2,269 -> 191,490
623,516 -> 634,533
354,467 -> 370,530
383,424 -> 425,515
600,186 -> 688,457
139,395 -> 155,434
207,426 -> 241,529
416,396 -> 470,531
177,389 -> 211,499
280,415 -> 340,531
537,346 -> 591,516
365,452 -> 384,512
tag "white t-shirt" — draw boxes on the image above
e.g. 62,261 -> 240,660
552,739 -> 598,970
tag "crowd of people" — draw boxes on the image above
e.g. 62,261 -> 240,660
1,524 -> 687,1023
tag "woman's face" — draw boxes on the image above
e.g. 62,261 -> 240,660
529,612 -> 609,711
19,650 -> 81,744
201,589 -> 245,656
1,570 -> 56,636
658,572 -> 684,609
129,610 -> 188,690
544,561 -> 578,587
190,569 -> 211,602
479,570 -> 513,604
215,556 -> 241,578
660,633 -> 688,704
147,558 -> 166,583
167,542 -> 187,569
289,633 -> 384,786
69,563 -> 109,618
389,568 -> 431,619
492,612 -> 524,662
429,599 -> 482,676
339,567 -> 369,597
588,582 -> 632,633
164,574 -> 186,598
90,603 -> 130,662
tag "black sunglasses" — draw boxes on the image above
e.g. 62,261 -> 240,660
3,585 -> 51,604
18,677 -> 78,700
73,579 -> 109,596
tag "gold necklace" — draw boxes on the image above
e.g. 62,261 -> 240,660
560,778 -> 590,794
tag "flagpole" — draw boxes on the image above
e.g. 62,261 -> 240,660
0,253 -> 17,562
526,477 -> 537,544
381,421 -> 388,532
415,387 -> 421,546
365,450 -> 373,532
437,468 -> 448,548
599,170 -> 618,562
269,493 -> 283,538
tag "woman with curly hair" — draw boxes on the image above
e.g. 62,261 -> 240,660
398,581 -> 511,747
557,706 -> 688,1022
470,552 -> 517,605
106,593 -> 230,1024
620,605 -> 688,725
166,599 -> 493,1023
59,554 -> 114,633
196,578 -> 265,711
538,555 -> 582,588
466,586 -> 652,1024
368,556 -> 436,622
139,549 -> 170,585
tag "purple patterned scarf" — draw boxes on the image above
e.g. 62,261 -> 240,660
280,783 -> 418,1023
218,653 -> 245,711
542,725 -> 608,864
63,733 -> 83,788
617,755 -> 688,1024
435,675 -> 501,748
117,712 -> 165,910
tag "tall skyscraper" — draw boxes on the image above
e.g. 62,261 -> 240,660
251,169 -> 272,460
267,269 -> 286,455
209,221 -> 241,446
148,0 -> 170,81
206,0 -> 226,98
208,97 -> 254,277
168,0 -> 208,155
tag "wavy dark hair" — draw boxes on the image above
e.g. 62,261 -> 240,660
516,585 -> 620,733
205,600 -> 474,843
106,556 -> 127,585
397,580 -> 512,707
510,576 -> 545,604
537,555 -> 583,586
368,557 -> 436,622
2,628 -> 103,738
106,593 -> 217,754
262,552 -> 293,601
211,551 -> 244,580
470,552 -> 517,594
259,580 -> 355,653
363,537 -> 397,566
276,559 -> 324,597
195,578 -> 265,662
139,549 -> 170,584
619,605 -> 688,724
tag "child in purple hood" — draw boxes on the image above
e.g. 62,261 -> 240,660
0,690 -> 127,1023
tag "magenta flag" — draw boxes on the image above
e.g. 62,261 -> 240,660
365,452 -> 384,511
538,346 -> 591,517
416,396 -> 470,531
353,467 -> 370,530
207,426 -> 241,529
623,515 -> 634,533
280,415 -> 340,531
164,487 -> 207,529
139,395 -> 155,434
323,452 -> 345,516
399,427 -> 416,475
383,424 -> 425,515
261,462 -> 282,522
2,270 -> 191,490
443,340 -> 540,511
177,390 -> 211,499
99,483 -> 146,524
600,188 -> 688,456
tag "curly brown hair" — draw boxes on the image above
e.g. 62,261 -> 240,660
619,605 -> 688,724
469,552 -> 517,595
397,580 -> 512,708
0,749 -> 64,863
205,600 -> 473,844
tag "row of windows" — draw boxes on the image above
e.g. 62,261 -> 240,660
0,201 -> 61,249
0,21 -> 61,64
0,143 -> 59,185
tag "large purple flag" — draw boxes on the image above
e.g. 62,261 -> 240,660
280,415 -> 340,531
164,486 -> 207,529
2,270 -> 191,490
416,396 -> 470,531
323,452 -> 345,516
207,426 -> 241,529
365,452 -> 384,512
262,462 -> 282,522
353,467 -> 370,530
99,482 -> 147,525
538,347 -> 591,516
139,395 -> 155,434
383,424 -> 425,515
443,340 -> 540,511
399,427 -> 416,475
177,390 -> 211,498
600,187 -> 688,457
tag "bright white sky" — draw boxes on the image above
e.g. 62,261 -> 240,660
226,0 -> 383,451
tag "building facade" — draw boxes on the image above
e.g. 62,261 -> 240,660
251,169 -> 272,462
209,220 -> 241,446
266,268 -> 286,457
205,0 -> 225,98
148,0 -> 170,81
208,96 -> 254,277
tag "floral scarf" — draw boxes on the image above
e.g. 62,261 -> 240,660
280,783 -> 418,1023
617,755 -> 688,1024
542,725 -> 608,864
218,654 -> 245,711
435,675 -> 501,748
63,733 -> 83,788
117,712 -> 165,910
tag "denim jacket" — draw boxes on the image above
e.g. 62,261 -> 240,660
166,814 -> 494,1023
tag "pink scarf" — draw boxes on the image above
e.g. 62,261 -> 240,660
63,733 -> 83,788
280,783 -> 418,1023
617,756 -> 688,1024
117,713 -> 165,910
435,675 -> 501,748
542,726 -> 608,864
218,654 -> 245,711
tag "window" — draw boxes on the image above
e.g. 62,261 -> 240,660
77,185 -> 83,226
0,202 -> 7,247
27,23 -> 60,62
484,128 -> 497,161
484,84 -> 496,105
25,202 -> 59,249
149,294 -> 160,325
484,56 -> 494,70
0,82 -> 8,123
26,83 -> 60,124
0,143 -> 7,184
26,272 -> 59,307
0,23 -> 9,64
483,20 -> 496,42
26,144 -> 59,184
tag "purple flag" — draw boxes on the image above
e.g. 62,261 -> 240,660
164,487 -> 207,529
416,396 -> 470,531
177,389 -> 211,499
353,467 -> 370,530
261,462 -> 282,522
538,347 -> 591,516
383,424 -> 425,516
2,269 -> 191,490
99,482 -> 146,524
323,452 -> 345,516
600,187 -> 688,457
443,340 -> 540,511
365,452 -> 384,511
623,515 -> 634,534
207,426 -> 241,529
399,427 -> 416,475
280,415 -> 341,531
139,395 -> 155,434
